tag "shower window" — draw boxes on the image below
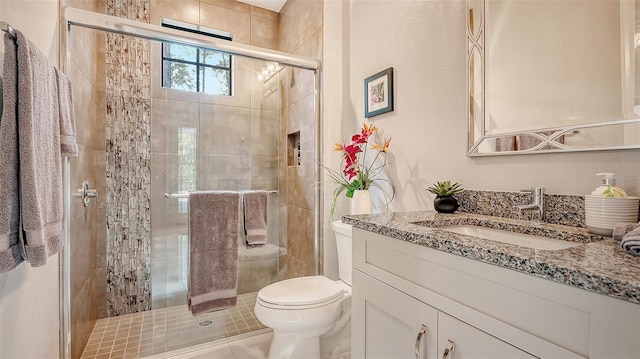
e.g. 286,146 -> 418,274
177,127 -> 197,213
161,20 -> 233,95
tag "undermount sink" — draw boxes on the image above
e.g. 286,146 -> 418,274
438,225 -> 582,251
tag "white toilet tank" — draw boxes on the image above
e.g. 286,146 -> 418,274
332,220 -> 352,286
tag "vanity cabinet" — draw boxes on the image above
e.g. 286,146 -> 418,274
352,228 -> 640,359
354,270 -> 535,359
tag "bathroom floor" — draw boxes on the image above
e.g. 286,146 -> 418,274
81,292 -> 267,359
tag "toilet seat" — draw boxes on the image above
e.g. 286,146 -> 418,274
257,276 -> 345,309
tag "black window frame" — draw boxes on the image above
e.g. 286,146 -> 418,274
161,22 -> 233,96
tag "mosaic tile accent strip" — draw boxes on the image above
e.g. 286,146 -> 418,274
342,211 -> 640,305
105,0 -> 152,316
81,292 -> 267,358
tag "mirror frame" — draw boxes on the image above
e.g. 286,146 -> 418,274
466,0 -> 640,156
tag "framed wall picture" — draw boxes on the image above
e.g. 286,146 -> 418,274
364,67 -> 394,118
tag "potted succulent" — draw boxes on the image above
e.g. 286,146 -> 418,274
427,180 -> 464,213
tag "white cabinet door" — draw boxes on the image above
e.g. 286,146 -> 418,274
353,270 -> 438,359
438,312 -> 537,359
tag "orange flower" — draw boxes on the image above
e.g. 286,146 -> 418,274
362,123 -> 377,137
333,142 -> 345,151
372,137 -> 392,153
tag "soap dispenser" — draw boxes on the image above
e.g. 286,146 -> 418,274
591,173 -> 627,198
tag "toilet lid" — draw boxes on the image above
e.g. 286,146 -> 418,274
257,276 -> 344,307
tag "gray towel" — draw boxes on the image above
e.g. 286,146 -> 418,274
56,68 -> 78,157
613,223 -> 637,241
620,222 -> 640,256
0,33 -> 25,272
10,30 -> 64,268
188,191 -> 240,315
243,191 -> 268,247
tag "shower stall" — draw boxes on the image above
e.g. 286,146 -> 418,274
62,4 -> 321,358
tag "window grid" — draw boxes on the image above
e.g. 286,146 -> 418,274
161,22 -> 232,96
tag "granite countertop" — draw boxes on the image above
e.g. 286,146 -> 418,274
342,211 -> 640,305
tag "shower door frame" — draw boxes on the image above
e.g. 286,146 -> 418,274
59,7 -> 322,358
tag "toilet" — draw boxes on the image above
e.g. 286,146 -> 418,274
254,220 -> 352,359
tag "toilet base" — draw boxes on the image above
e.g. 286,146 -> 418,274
268,329 -> 328,359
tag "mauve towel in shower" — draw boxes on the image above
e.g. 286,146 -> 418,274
243,191 -> 268,246
56,68 -> 78,157
188,191 -> 240,315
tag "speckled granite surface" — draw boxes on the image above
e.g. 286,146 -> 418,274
456,190 -> 640,227
343,211 -> 640,305
456,190 -> 588,227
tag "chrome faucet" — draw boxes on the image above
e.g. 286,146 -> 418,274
516,187 -> 545,223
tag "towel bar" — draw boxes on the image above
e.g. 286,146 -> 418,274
1,21 -> 16,38
165,190 -> 277,199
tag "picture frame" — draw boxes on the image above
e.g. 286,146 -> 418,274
364,67 -> 394,118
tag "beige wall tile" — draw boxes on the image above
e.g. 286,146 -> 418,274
197,154 -> 251,190
199,1 -> 251,44
71,271 -> 98,359
251,5 -> 278,21
96,33 -> 106,92
150,153 -> 180,204
237,262 -> 252,294
96,266 -> 108,318
251,109 -> 279,156
69,26 -> 97,86
150,0 -> 200,25
251,155 -> 278,190
151,98 -> 200,153
251,63 -> 282,110
249,258 -> 278,291
199,0 -> 250,14
278,0 -> 322,54
199,104 -> 252,155
70,205 -> 96,305
287,205 -> 314,267
69,60 -> 96,148
251,15 -> 279,50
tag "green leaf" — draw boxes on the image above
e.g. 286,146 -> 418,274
346,188 -> 355,198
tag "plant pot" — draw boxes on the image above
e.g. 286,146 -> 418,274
434,195 -> 458,213
351,190 -> 373,215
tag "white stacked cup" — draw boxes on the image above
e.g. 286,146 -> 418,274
585,195 -> 639,236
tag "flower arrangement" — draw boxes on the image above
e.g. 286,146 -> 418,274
324,123 -> 393,214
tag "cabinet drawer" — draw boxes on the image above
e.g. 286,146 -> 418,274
438,312 -> 536,359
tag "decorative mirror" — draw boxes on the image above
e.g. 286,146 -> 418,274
467,0 -> 640,156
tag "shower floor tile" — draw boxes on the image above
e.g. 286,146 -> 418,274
81,292 -> 267,359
